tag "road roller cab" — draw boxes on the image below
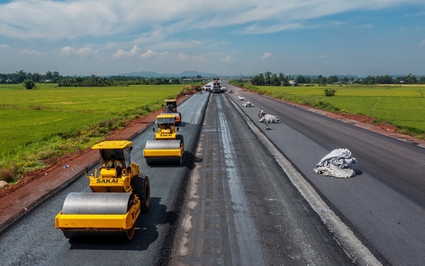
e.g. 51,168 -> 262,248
90,140 -> 138,193
143,114 -> 184,165
55,140 -> 150,240
162,98 -> 181,125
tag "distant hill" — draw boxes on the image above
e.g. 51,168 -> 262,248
119,70 -> 219,78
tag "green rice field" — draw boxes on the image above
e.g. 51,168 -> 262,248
0,83 -> 183,178
247,84 -> 425,136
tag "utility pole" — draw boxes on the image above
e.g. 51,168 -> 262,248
239,73 -> 247,81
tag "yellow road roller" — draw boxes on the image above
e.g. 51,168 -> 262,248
55,140 -> 150,240
143,113 -> 184,165
162,98 -> 182,125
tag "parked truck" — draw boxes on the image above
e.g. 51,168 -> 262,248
212,78 -> 222,93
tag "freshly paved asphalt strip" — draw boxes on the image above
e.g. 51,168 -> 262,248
227,92 -> 381,265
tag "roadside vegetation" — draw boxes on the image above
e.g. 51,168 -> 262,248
0,83 -> 197,185
243,71 -> 425,86
230,81 -> 425,140
0,70 -> 183,86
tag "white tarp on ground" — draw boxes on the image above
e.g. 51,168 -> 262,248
242,101 -> 255,107
313,148 -> 359,178
238,96 -> 246,101
259,114 -> 280,123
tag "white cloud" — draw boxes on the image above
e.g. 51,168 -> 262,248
0,44 -> 9,50
190,39 -> 203,45
243,23 -> 303,34
174,53 -> 208,62
113,49 -> 129,59
140,49 -> 157,59
61,46 -> 74,56
177,53 -> 190,61
158,51 -> 172,59
75,48 -> 98,57
220,55 -> 237,62
420,40 -> 425,46
192,55 -> 207,62
61,46 -> 98,58
21,49 -> 42,56
261,52 -> 275,60
0,0 -> 422,41
137,51 -> 207,62
112,48 -> 205,62
403,11 -> 425,17
113,45 -> 141,59
128,45 -> 141,55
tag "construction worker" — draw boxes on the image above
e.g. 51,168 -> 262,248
104,154 -> 123,176
264,119 -> 270,130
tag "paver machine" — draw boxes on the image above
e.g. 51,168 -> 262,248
55,140 -> 150,240
162,98 -> 182,125
143,113 -> 184,165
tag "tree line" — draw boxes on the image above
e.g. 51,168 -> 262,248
58,75 -> 182,87
2,70 -> 425,87
250,72 -> 425,86
0,70 -> 61,84
0,70 -> 183,86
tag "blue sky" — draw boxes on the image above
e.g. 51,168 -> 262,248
0,0 -> 424,76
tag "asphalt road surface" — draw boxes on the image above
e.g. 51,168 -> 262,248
216,84 -> 425,265
1,84 -> 424,265
170,92 -> 352,265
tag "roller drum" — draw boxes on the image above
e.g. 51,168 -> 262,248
145,140 -> 181,149
62,192 -> 132,214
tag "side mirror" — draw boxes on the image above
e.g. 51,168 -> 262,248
152,127 -> 155,132
176,127 -> 179,132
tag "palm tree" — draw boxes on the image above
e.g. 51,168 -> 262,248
23,79 -> 36,90
271,73 -> 279,86
264,71 -> 272,85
